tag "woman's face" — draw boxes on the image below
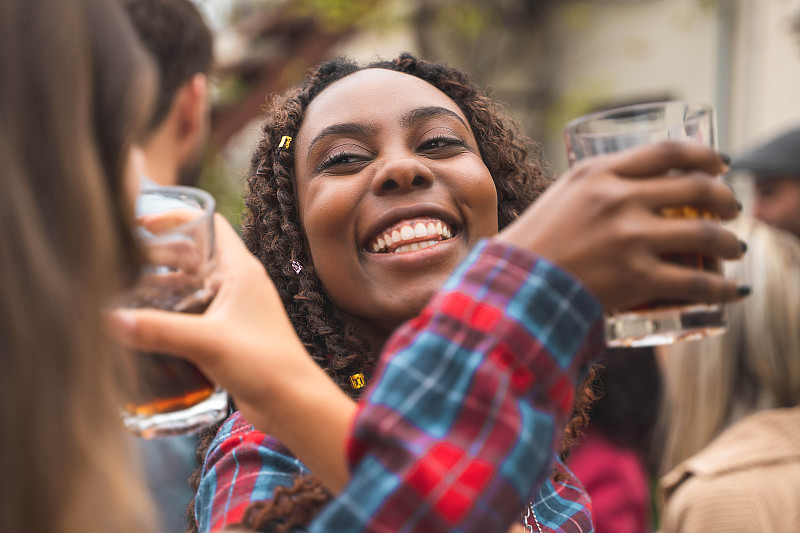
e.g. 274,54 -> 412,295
293,68 -> 498,343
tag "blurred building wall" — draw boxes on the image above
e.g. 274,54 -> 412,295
727,0 -> 800,153
330,0 -> 800,172
203,0 -> 800,205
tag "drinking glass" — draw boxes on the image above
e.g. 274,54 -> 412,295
563,101 -> 727,347
120,185 -> 227,438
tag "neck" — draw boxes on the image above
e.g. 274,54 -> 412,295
140,129 -> 180,187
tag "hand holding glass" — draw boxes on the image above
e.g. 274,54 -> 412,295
119,186 -> 227,438
563,101 -> 727,347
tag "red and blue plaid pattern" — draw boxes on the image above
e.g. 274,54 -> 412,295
195,240 -> 603,532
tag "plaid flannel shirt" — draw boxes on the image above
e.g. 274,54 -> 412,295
195,240 -> 604,532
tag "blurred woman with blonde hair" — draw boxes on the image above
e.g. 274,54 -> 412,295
658,216 -> 800,532
0,0 -> 159,531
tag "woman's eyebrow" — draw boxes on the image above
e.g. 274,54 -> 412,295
401,106 -> 468,129
307,123 -> 377,157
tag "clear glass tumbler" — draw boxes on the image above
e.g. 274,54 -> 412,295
120,185 -> 227,438
564,101 -> 727,347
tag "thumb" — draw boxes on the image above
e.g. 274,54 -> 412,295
108,308 -> 213,363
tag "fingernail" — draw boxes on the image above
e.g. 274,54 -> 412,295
719,151 -> 732,165
739,240 -> 748,253
721,179 -> 742,210
737,285 -> 751,297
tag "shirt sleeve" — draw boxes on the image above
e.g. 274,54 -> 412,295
194,411 -> 309,533
310,239 -> 604,533
530,457 -> 594,532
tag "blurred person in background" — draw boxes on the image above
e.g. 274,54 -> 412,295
732,128 -> 800,241
567,348 -> 662,533
658,217 -> 800,532
125,0 -> 213,188
0,0 -> 159,530
123,0 -> 214,530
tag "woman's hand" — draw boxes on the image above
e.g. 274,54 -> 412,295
109,214 -> 355,492
498,141 -> 746,312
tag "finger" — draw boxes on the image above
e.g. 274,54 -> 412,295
647,217 -> 745,260
143,239 -> 203,275
646,261 -> 748,305
633,172 -> 740,220
138,207 -> 204,233
108,308 -> 214,362
600,141 -> 727,178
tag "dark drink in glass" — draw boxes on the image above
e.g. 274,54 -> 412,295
120,186 -> 227,438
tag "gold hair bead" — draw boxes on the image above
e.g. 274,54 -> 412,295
278,135 -> 293,149
350,373 -> 365,389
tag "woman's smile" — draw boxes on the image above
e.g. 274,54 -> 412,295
366,217 -> 455,254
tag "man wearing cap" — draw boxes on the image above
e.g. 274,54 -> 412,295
733,127 -> 800,240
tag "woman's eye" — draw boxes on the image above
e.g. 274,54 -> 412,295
418,136 -> 465,153
318,152 -> 369,171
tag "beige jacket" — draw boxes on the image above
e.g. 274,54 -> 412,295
659,406 -> 800,532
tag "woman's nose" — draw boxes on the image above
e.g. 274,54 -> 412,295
372,156 -> 434,195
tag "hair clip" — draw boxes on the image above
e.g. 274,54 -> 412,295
349,373 -> 365,389
290,260 -> 303,274
278,135 -> 293,149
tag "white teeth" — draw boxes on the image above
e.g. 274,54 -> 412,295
392,239 -> 439,253
370,219 -> 455,253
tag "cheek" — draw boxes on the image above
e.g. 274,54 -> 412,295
459,161 -> 499,236
299,180 -> 362,263
786,188 -> 800,211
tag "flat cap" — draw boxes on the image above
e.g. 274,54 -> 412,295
732,127 -> 800,179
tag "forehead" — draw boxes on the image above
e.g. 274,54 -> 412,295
298,68 -> 467,140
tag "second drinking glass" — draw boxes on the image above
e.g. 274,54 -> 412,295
564,101 -> 728,347
120,185 -> 227,438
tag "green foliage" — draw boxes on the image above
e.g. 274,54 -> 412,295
289,0 -> 383,32
197,150 -> 246,232
434,2 -> 499,41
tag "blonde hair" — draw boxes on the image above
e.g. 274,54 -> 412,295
0,0 -> 158,531
659,217 -> 800,474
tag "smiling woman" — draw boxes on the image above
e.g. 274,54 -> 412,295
105,52 -> 749,533
187,54 -> 592,533
241,56 -> 546,396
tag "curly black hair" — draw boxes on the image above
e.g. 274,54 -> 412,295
241,53 -> 550,393
187,53 -> 570,532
